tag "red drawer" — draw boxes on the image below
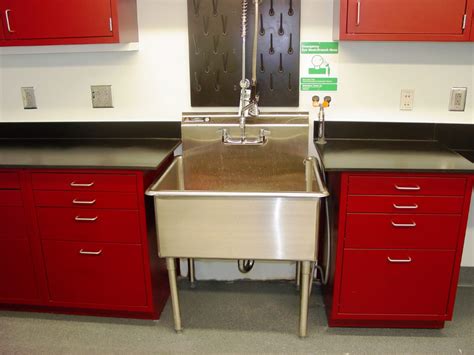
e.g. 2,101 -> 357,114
0,172 -> 20,189
347,195 -> 464,214
42,240 -> 147,307
0,207 -> 28,239
348,176 -> 466,196
31,173 -> 136,192
345,214 -> 461,250
339,250 -> 455,316
37,208 -> 141,244
34,190 -> 138,209
0,239 -> 38,302
0,190 -> 23,207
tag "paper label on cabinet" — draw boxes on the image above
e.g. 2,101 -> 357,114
300,42 -> 339,91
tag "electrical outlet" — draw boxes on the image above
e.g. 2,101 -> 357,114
91,85 -> 113,108
400,89 -> 415,111
21,87 -> 37,109
449,87 -> 467,112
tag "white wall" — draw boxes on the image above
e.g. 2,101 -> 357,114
0,0 -> 472,274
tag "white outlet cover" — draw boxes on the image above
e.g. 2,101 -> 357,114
91,85 -> 113,108
400,89 -> 415,111
21,87 -> 37,109
449,87 -> 467,112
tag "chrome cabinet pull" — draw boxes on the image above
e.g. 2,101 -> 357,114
70,181 -> 95,187
72,199 -> 96,205
356,1 -> 361,26
5,9 -> 14,33
75,216 -> 98,222
393,203 -> 418,210
394,184 -> 421,191
387,257 -> 412,263
391,221 -> 417,228
79,249 -> 102,256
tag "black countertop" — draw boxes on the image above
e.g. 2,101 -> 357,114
0,139 -> 180,170
318,139 -> 474,173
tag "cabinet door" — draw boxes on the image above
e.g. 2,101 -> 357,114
0,239 -> 38,302
2,0 -> 113,40
339,250 -> 455,316
347,0 -> 468,35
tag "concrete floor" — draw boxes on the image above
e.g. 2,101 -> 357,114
0,281 -> 472,354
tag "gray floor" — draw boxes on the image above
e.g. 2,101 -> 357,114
0,280 -> 472,354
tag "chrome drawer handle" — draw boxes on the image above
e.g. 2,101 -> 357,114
79,249 -> 102,256
72,199 -> 96,205
394,185 -> 421,191
356,1 -> 361,26
391,221 -> 417,228
387,257 -> 412,263
5,10 -> 15,33
393,203 -> 418,209
70,181 -> 95,187
75,216 -> 98,222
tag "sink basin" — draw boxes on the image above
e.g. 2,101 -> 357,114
146,113 -> 329,261
146,112 -> 329,337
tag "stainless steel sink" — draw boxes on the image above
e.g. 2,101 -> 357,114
146,112 -> 329,337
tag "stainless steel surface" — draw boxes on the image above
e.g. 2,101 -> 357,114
299,261 -> 310,338
79,249 -> 102,256
147,112 -> 328,336
72,199 -> 97,205
295,261 -> 301,290
74,216 -> 98,222
188,258 -> 196,288
391,221 -> 417,228
166,258 -> 183,333
393,203 -> 418,210
5,10 -> 14,33
71,181 -> 95,187
388,257 -> 413,263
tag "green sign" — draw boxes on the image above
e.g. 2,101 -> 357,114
301,42 -> 339,54
301,78 -> 338,91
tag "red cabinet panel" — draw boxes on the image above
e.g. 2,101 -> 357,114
348,176 -> 466,196
339,250 -> 455,316
347,0 -> 467,35
2,0 -> 113,40
32,173 -> 136,192
337,0 -> 473,41
42,240 -> 147,307
345,214 -> 461,250
347,195 -> 464,214
0,171 -> 20,189
0,190 -> 22,206
34,190 -> 138,210
0,239 -> 39,302
36,207 -> 141,244
0,206 -> 28,239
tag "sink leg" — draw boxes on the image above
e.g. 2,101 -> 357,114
295,261 -> 302,291
299,261 -> 311,338
166,258 -> 183,333
188,258 -> 196,288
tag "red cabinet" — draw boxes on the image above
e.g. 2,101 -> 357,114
43,240 -> 147,308
0,167 -> 171,320
325,172 -> 473,328
0,0 -> 138,46
335,0 -> 473,41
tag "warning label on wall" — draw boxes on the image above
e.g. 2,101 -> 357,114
300,42 -> 339,91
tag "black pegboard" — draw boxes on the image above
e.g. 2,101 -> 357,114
187,0 -> 300,107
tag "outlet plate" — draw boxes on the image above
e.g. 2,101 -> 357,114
21,87 -> 37,109
449,87 -> 467,112
91,85 -> 113,108
400,89 -> 415,111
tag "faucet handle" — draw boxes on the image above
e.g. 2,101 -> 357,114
312,95 -> 320,108
323,96 -> 332,108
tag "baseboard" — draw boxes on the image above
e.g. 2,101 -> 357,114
458,267 -> 474,287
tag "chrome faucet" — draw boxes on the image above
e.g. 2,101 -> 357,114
313,95 -> 331,145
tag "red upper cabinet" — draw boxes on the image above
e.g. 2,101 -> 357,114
0,0 -> 138,46
335,0 -> 473,41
